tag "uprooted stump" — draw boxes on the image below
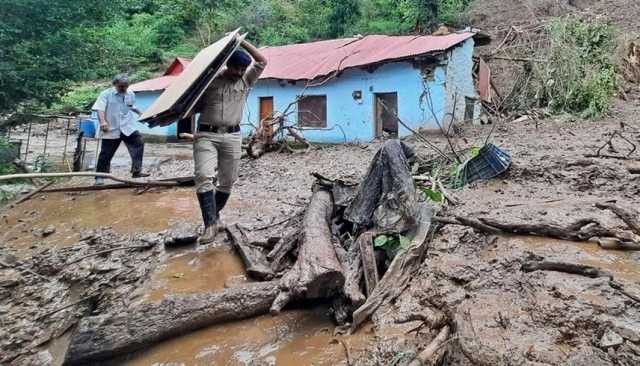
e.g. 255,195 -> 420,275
65,281 -> 279,365
270,188 -> 345,314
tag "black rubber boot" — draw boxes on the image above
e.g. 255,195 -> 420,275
215,191 -> 231,215
196,190 -> 217,244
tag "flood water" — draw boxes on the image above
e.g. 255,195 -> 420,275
2,189 -> 373,365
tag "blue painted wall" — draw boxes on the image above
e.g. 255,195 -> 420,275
121,38 -> 477,143
242,38 -> 477,143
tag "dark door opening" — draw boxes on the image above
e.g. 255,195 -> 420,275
375,92 -> 398,138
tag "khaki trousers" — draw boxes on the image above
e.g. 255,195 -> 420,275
193,132 -> 242,193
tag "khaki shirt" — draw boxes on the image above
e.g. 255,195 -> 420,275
197,61 -> 266,127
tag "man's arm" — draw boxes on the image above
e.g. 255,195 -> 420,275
242,40 -> 267,64
242,40 -> 267,85
93,91 -> 110,132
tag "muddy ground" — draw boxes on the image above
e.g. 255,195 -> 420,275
2,86 -> 640,365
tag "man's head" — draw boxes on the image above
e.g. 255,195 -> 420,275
112,74 -> 130,94
224,50 -> 252,79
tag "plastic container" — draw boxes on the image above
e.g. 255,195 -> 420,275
460,143 -> 512,185
79,119 -> 97,138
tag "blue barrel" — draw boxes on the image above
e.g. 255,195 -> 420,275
79,119 -> 96,138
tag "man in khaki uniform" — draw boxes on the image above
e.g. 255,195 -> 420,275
193,39 -> 267,243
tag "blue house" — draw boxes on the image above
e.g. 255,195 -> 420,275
131,32 -> 480,143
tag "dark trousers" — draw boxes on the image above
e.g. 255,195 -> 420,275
96,131 -> 144,174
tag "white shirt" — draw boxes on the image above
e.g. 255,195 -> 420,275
92,87 -> 138,139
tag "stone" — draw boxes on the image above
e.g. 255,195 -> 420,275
600,329 -> 624,349
42,225 -> 56,237
0,269 -> 22,288
164,221 -> 199,247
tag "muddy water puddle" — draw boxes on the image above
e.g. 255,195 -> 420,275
140,247 -> 249,303
125,306 -> 371,366
501,235 -> 640,282
1,189 -> 199,258
129,246 -> 374,366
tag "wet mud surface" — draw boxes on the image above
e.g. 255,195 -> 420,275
3,87 -> 640,364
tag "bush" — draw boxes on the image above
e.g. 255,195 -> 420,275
532,17 -> 620,118
47,82 -> 109,114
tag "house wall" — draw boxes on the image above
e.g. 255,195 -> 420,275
443,38 -> 480,125
243,61 -> 449,144
134,91 -> 178,138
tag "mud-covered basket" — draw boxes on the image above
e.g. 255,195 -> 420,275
459,143 -> 511,185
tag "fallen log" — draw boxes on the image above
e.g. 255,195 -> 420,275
267,233 -> 299,274
408,325 -> 451,366
343,232 -> 373,307
595,202 -> 640,236
352,203 -> 435,331
270,188 -> 345,314
64,281 -> 279,364
437,215 -> 630,243
358,232 -> 379,296
0,172 -> 178,187
521,261 -> 608,278
227,224 -> 274,280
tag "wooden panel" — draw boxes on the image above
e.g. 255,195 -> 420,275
140,30 -> 241,124
298,95 -> 327,128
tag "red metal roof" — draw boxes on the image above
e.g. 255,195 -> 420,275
260,32 -> 475,81
131,33 -> 474,92
130,58 -> 192,92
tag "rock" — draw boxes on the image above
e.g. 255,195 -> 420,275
0,270 -> 22,288
600,329 -> 624,349
36,350 -> 53,366
42,226 -> 56,237
164,221 -> 199,247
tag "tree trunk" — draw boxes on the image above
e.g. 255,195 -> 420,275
226,224 -> 274,280
65,281 -> 279,365
270,188 -> 345,314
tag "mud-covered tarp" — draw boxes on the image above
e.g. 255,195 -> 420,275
345,140 -> 417,233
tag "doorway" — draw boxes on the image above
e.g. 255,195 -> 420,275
259,97 -> 274,139
374,92 -> 398,138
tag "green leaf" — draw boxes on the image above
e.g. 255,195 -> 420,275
374,235 -> 389,247
422,188 -> 443,203
470,146 -> 481,158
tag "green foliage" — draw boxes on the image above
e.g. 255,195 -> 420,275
531,17 -> 620,118
0,137 -> 19,175
47,82 -> 109,114
374,234 -> 411,260
422,187 -> 443,203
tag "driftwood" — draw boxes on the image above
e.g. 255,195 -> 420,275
0,172 -> 178,187
595,202 -> 640,236
521,261 -> 608,278
352,203 -> 435,331
358,232 -> 379,296
409,325 -> 451,366
267,233 -> 299,273
343,232 -> 373,307
65,281 -> 279,364
436,215 -> 631,243
227,224 -> 274,280
270,188 -> 345,314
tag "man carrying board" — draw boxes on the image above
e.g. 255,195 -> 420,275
192,39 -> 267,244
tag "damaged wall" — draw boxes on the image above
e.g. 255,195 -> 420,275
243,38 -> 477,143
443,38 -> 481,126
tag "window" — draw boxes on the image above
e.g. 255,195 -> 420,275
298,95 -> 327,127
464,97 -> 475,123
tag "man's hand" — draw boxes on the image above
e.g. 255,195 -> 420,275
100,123 -> 110,133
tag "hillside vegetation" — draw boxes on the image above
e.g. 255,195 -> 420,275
0,0 -> 473,114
